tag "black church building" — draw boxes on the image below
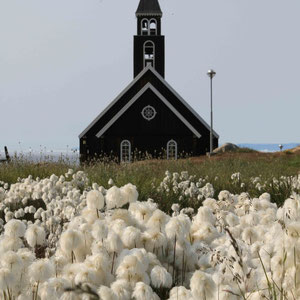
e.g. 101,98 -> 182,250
79,0 -> 219,163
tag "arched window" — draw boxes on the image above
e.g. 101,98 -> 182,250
149,19 -> 157,35
120,140 -> 131,162
141,19 -> 149,36
167,140 -> 177,160
144,41 -> 155,68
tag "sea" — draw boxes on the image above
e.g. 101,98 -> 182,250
0,143 -> 299,163
237,143 -> 299,153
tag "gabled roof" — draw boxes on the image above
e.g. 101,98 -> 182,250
136,0 -> 163,17
95,83 -> 202,139
79,65 -> 219,139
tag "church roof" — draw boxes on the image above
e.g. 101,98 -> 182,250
79,65 -> 219,139
136,0 -> 163,17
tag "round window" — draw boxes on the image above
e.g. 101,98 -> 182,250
141,105 -> 157,121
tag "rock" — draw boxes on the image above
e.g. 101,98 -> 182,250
213,143 -> 239,154
287,145 -> 300,153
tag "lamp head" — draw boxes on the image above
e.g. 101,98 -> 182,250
207,69 -> 216,79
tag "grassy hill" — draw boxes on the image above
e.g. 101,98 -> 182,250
1,150 -> 300,210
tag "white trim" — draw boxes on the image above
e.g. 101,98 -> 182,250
143,40 -> 155,69
96,83 -> 202,138
141,18 -> 149,35
167,140 -> 177,160
79,65 -> 219,139
141,105 -> 157,121
79,65 -> 152,138
120,140 -> 131,163
149,19 -> 157,35
147,66 -> 220,138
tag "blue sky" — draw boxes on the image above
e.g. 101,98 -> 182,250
1,0 -> 299,151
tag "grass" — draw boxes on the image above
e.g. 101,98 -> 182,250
1,150 -> 300,212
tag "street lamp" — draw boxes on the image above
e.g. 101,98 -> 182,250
207,69 -> 216,154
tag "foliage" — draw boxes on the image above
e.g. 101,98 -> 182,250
0,169 -> 300,299
1,151 -> 300,210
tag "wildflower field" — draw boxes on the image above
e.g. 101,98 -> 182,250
0,151 -> 300,299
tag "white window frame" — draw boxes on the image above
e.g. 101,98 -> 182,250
149,19 -> 157,35
167,140 -> 178,160
143,41 -> 155,68
120,140 -> 131,163
141,19 -> 149,35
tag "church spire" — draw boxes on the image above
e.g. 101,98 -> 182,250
136,0 -> 163,17
134,0 -> 165,78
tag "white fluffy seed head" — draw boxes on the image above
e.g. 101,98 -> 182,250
106,186 -> 123,209
60,229 -> 84,253
150,265 -> 172,288
86,190 -> 105,210
116,255 -> 141,280
169,286 -> 192,299
17,248 -> 36,268
110,279 -> 131,300
120,183 -> 139,205
105,231 -> 123,254
0,267 -> 16,290
132,282 -> 158,300
25,224 -> 46,247
4,219 -> 26,238
190,270 -> 216,300
122,226 -> 141,249
1,250 -> 22,274
0,235 -> 23,252
74,267 -> 98,286
28,259 -> 55,283
98,286 -> 117,300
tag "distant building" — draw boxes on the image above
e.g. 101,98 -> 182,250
79,0 -> 219,163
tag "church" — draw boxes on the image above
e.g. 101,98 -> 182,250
79,0 -> 219,163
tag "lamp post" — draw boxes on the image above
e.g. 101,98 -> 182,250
207,69 -> 216,155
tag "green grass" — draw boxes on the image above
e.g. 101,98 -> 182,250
1,151 -> 300,212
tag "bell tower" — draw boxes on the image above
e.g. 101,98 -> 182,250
134,0 -> 165,78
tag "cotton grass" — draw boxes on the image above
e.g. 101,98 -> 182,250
0,170 -> 299,299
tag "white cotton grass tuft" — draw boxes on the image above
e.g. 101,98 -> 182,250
171,203 -> 180,214
98,285 -> 117,300
168,286 -> 192,299
4,219 -> 26,238
86,190 -> 105,210
106,186 -> 124,209
110,279 -> 131,300
0,235 -> 23,252
28,259 -> 55,283
17,248 -> 36,268
120,183 -> 139,204
116,254 -> 143,281
0,267 -> 16,291
190,270 -> 216,300
121,226 -> 142,249
74,266 -> 99,286
132,282 -> 159,300
60,229 -> 84,261
150,265 -> 172,288
1,250 -> 22,274
92,219 -> 108,241
25,224 -> 46,247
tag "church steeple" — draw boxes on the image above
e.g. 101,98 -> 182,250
134,0 -> 165,78
136,0 -> 162,17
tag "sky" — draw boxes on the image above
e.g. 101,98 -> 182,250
0,0 -> 299,151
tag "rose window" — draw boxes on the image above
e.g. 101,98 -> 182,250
141,105 -> 157,121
